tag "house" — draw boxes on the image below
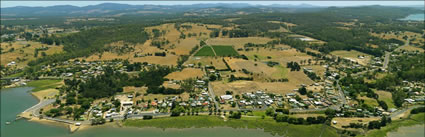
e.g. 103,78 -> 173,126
404,98 -> 415,103
196,80 -> 205,85
220,95 -> 233,100
122,101 -> 133,106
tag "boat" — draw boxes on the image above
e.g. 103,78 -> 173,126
5,121 -> 11,125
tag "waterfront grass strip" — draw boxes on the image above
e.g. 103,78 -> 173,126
27,80 -> 62,92
124,116 -> 339,137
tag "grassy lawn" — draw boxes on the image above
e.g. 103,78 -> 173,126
124,116 -> 339,137
375,90 -> 396,108
3,72 -> 24,78
272,65 -> 288,79
211,45 -> 239,56
194,46 -> 215,56
330,50 -> 370,58
27,79 -> 63,92
358,94 -> 379,107
361,113 -> 425,137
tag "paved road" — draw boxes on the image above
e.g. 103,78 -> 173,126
208,83 -> 220,109
382,51 -> 391,70
383,39 -> 410,70
390,105 -> 422,118
335,80 -> 346,106
23,98 -> 56,117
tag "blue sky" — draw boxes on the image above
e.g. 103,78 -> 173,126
1,1 -> 424,8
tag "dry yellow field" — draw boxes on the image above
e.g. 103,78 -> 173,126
184,57 -> 228,70
357,95 -> 379,107
206,37 -> 273,49
146,23 -> 181,43
267,21 -> 297,27
370,31 -> 423,44
168,37 -> 199,55
332,117 -> 380,129
212,71 -> 313,96
396,45 -> 424,52
330,50 -> 371,65
165,68 -> 204,81
240,48 -> 312,63
32,89 -> 59,101
1,41 -> 63,67
224,57 -> 288,80
375,90 -> 396,108
269,26 -> 290,33
290,114 -> 326,118
79,40 -> 179,66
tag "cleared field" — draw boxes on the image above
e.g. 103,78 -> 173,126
332,117 -> 380,129
194,46 -> 215,56
135,89 -> 190,101
169,37 -> 200,55
27,79 -> 63,92
330,50 -> 371,65
80,40 -> 178,66
82,51 -> 179,66
212,71 -> 313,96
184,57 -> 228,70
291,114 -> 326,118
304,65 -> 326,77
206,37 -> 273,49
376,90 -> 396,109
1,41 -> 63,67
370,31 -> 423,44
146,23 -> 180,43
165,68 -> 204,81
396,45 -> 424,52
358,95 -> 379,107
212,45 -> 239,56
288,34 -> 326,44
240,48 -> 312,63
32,89 -> 59,101
224,58 -> 288,80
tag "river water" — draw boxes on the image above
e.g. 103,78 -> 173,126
1,87 -> 278,137
387,124 -> 425,137
400,14 -> 425,21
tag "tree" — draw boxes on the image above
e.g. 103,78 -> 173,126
181,78 -> 196,93
265,108 -> 275,116
325,108 -> 336,117
65,107 -> 73,115
209,74 -> 217,81
171,106 -> 184,117
229,111 -> 242,119
392,90 -> 407,108
378,100 -> 388,110
298,87 -> 307,95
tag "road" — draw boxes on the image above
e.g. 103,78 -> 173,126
390,105 -> 422,119
23,98 -> 56,117
383,39 -> 410,70
382,51 -> 391,70
208,83 -> 220,109
335,80 -> 346,106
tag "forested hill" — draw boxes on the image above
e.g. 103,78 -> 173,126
27,24 -> 151,67
0,3 -> 319,17
13,5 -> 424,71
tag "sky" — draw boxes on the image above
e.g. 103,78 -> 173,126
1,1 -> 424,8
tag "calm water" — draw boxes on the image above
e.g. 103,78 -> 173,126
1,87 -> 279,137
387,124 -> 425,137
400,14 -> 425,21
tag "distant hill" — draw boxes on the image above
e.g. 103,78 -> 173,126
0,3 -> 323,17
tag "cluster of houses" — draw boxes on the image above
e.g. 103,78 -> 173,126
238,91 -> 278,108
39,60 -> 129,79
